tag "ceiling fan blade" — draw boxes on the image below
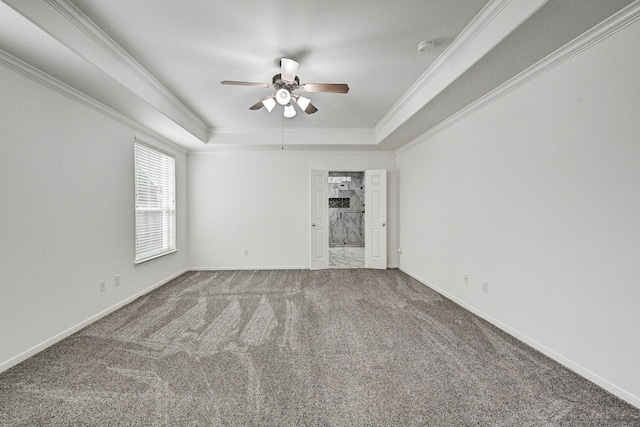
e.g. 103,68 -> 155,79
249,100 -> 264,110
221,80 -> 270,88
299,83 -> 349,93
304,103 -> 318,114
249,96 -> 276,112
280,58 -> 299,83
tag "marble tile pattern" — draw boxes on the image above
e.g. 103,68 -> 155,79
329,246 -> 365,268
328,197 -> 350,208
329,172 -> 364,247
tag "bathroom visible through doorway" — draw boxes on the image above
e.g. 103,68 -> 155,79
328,172 -> 364,268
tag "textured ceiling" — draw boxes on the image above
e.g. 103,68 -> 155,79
0,0 -> 634,151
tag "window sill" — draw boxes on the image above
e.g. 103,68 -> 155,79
134,249 -> 178,266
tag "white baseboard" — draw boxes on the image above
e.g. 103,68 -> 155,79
398,266 -> 640,410
191,265 -> 399,270
189,265 -> 309,271
0,268 -> 190,374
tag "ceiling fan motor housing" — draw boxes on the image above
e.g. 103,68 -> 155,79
272,73 -> 300,90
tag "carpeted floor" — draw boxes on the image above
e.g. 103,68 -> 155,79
1,269 -> 639,426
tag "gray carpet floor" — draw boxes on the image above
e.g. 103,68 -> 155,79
1,269 -> 639,426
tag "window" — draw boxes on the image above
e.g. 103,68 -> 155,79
134,142 -> 176,263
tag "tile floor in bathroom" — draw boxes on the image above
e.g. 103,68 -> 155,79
329,246 -> 364,268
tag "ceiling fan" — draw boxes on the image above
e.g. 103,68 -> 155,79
221,58 -> 349,118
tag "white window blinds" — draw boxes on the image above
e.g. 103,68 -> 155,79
134,142 -> 176,263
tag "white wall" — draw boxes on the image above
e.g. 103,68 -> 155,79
188,150 -> 398,269
397,16 -> 640,405
0,63 -> 189,371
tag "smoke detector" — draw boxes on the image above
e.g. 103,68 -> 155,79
418,40 -> 435,53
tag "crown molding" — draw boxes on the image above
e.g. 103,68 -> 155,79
4,0 -> 209,142
211,127 -> 374,135
375,0 -> 548,143
0,48 -> 187,155
206,127 -> 376,147
396,0 -> 640,155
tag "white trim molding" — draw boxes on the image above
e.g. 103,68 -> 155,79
376,0 -> 549,144
206,127 -> 376,148
397,0 -> 640,155
0,268 -> 190,374
0,48 -> 187,155
4,0 -> 210,143
398,267 -> 640,409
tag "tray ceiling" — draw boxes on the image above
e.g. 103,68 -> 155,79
0,0 -> 634,151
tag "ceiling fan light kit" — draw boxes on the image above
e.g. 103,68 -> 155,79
262,97 -> 276,113
221,58 -> 349,118
296,95 -> 311,112
283,104 -> 296,118
276,88 -> 291,105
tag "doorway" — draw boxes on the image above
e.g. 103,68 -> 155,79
328,172 -> 365,268
310,169 -> 386,270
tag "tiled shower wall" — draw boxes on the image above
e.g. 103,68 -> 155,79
329,172 -> 364,247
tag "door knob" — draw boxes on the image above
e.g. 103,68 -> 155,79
312,223 -> 316,227
382,222 -> 386,226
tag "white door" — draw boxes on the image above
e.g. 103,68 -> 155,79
365,169 -> 387,269
310,169 -> 329,270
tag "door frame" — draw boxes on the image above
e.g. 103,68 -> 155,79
310,169 -> 387,270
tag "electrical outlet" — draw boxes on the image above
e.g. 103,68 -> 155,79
464,274 -> 469,285
482,281 -> 489,294
114,274 -> 120,286
99,280 -> 106,292
243,248 -> 249,256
